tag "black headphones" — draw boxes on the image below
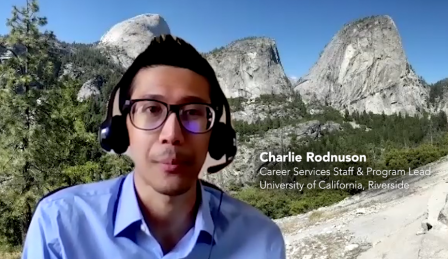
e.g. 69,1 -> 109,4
98,80 -> 237,174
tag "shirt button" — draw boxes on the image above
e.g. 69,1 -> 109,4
141,224 -> 147,234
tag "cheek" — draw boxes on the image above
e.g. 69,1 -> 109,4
188,134 -> 211,159
127,122 -> 157,156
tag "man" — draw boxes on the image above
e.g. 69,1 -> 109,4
22,34 -> 286,259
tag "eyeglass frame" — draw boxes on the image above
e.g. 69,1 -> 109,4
121,99 -> 218,134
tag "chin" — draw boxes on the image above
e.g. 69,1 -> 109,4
152,175 -> 195,197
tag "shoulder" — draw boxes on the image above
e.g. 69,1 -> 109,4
35,175 -> 126,221
203,184 -> 284,239
225,192 -> 283,236
24,176 -> 128,256
203,185 -> 285,257
39,176 -> 124,205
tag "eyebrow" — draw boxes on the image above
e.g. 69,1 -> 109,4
135,94 -> 210,104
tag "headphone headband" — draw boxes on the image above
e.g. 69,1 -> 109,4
107,83 -> 121,118
98,34 -> 236,174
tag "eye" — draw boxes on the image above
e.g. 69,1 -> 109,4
185,109 -> 200,115
145,106 -> 162,113
185,108 -> 207,118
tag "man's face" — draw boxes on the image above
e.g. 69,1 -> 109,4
127,65 -> 212,196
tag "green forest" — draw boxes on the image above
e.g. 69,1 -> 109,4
1,1 -> 448,257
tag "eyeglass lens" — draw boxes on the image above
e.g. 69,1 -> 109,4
130,100 -> 215,133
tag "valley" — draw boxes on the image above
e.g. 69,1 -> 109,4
1,2 -> 448,258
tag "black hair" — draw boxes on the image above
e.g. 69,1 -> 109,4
116,34 -> 226,119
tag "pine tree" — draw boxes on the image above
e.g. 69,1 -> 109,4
344,109 -> 350,121
0,0 -> 57,246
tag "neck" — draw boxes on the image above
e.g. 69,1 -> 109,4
133,173 -> 199,254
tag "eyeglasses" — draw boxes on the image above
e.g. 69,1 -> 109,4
122,99 -> 217,134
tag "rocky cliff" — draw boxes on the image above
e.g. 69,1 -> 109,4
294,15 -> 430,116
203,37 -> 292,98
98,14 -> 171,69
67,14 -> 448,190
96,15 -> 292,100
276,156 -> 448,258
429,78 -> 448,114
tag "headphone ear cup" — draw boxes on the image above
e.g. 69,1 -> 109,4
226,126 -> 237,159
208,122 -> 227,160
111,115 -> 129,154
99,115 -> 129,154
209,122 -> 237,161
99,120 -> 113,152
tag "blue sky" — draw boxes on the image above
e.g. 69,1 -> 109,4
0,0 -> 447,83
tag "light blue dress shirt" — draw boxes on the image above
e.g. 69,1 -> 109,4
22,172 -> 286,259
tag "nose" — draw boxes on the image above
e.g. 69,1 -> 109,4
159,113 -> 184,145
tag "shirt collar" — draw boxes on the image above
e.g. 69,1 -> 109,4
192,180 -> 217,244
113,172 -> 217,244
113,172 -> 141,237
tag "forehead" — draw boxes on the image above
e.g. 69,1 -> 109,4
131,65 -> 211,103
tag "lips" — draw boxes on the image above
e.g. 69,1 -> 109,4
157,159 -> 186,172
159,158 -> 182,165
